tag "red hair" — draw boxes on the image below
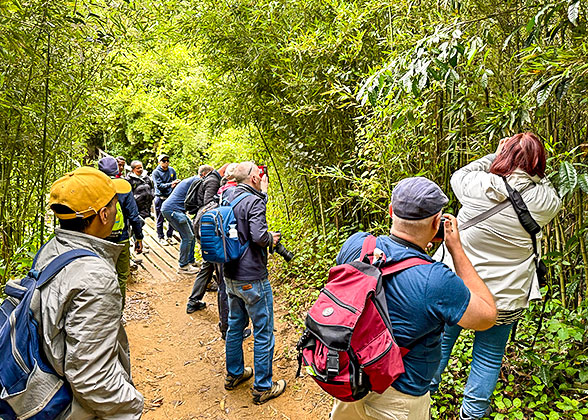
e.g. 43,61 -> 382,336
490,132 -> 546,178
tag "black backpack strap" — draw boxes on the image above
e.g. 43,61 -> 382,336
36,249 -> 99,288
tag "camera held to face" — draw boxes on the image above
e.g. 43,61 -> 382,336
432,216 -> 448,242
270,231 -> 294,262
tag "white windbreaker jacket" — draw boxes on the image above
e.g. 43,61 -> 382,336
434,154 -> 561,311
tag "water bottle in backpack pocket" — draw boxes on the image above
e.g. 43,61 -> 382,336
0,249 -> 98,419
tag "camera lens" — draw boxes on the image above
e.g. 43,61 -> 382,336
274,243 -> 294,262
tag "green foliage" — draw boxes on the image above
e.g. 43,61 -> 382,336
432,300 -> 588,419
2,1 -> 588,418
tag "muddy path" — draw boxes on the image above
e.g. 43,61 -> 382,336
123,220 -> 331,419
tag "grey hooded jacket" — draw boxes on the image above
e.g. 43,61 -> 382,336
32,228 -> 144,419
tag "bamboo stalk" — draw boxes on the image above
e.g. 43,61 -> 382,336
554,216 -> 566,308
577,191 -> 588,301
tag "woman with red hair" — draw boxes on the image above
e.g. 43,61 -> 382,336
431,132 -> 561,419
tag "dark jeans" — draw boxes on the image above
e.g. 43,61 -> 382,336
188,261 -> 229,333
154,196 -> 174,239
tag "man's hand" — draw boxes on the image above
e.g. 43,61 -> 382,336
496,137 -> 510,155
171,179 -> 180,188
442,214 -> 462,256
135,240 -> 143,254
260,174 -> 269,193
270,231 -> 280,246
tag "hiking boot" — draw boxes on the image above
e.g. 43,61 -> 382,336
177,265 -> 198,275
186,301 -> 206,314
252,380 -> 287,405
224,367 -> 253,390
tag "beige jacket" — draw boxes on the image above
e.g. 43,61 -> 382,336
32,228 -> 144,419
434,154 -> 561,310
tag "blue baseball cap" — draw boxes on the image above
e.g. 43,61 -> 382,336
97,156 -> 119,177
391,177 -> 448,220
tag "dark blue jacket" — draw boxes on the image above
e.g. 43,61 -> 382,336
222,184 -> 272,281
152,165 -> 177,197
117,191 -> 144,242
161,176 -> 199,213
337,233 -> 470,396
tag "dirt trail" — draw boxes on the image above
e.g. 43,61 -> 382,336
124,222 -> 331,420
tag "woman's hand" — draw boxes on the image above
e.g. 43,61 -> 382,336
496,137 -> 510,155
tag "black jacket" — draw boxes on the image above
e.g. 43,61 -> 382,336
126,172 -> 154,219
199,170 -> 221,207
222,184 -> 272,281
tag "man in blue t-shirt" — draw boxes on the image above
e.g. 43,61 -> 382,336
331,177 -> 497,420
161,175 -> 199,274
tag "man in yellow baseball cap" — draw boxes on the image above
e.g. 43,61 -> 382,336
29,166 -> 145,418
49,166 -> 128,235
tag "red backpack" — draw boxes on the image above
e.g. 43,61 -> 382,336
296,235 -> 430,402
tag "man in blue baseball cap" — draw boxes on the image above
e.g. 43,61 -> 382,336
331,177 -> 496,420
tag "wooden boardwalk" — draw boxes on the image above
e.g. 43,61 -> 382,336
134,218 -> 185,281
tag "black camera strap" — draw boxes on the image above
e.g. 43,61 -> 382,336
501,177 -> 542,264
460,182 -> 536,231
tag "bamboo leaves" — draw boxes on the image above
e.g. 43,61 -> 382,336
559,161 -> 578,198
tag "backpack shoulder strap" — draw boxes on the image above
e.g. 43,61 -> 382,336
359,234 -> 377,262
31,242 -> 50,269
228,192 -> 253,208
380,257 -> 431,277
36,249 -> 99,288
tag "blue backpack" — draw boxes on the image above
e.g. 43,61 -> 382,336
0,248 -> 98,419
199,192 -> 252,263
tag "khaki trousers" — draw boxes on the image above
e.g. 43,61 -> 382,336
331,387 -> 431,420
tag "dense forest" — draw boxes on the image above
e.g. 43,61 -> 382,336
1,0 -> 587,418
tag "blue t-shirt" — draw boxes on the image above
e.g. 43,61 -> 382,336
161,176 -> 198,213
336,232 -> 471,396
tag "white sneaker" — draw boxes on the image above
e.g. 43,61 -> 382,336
177,265 -> 198,274
159,238 -> 169,246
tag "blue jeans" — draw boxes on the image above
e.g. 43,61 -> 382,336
161,210 -> 195,267
430,323 -> 514,419
154,196 -> 174,239
225,277 -> 275,390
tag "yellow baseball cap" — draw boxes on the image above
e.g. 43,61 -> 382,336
49,167 -> 130,220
